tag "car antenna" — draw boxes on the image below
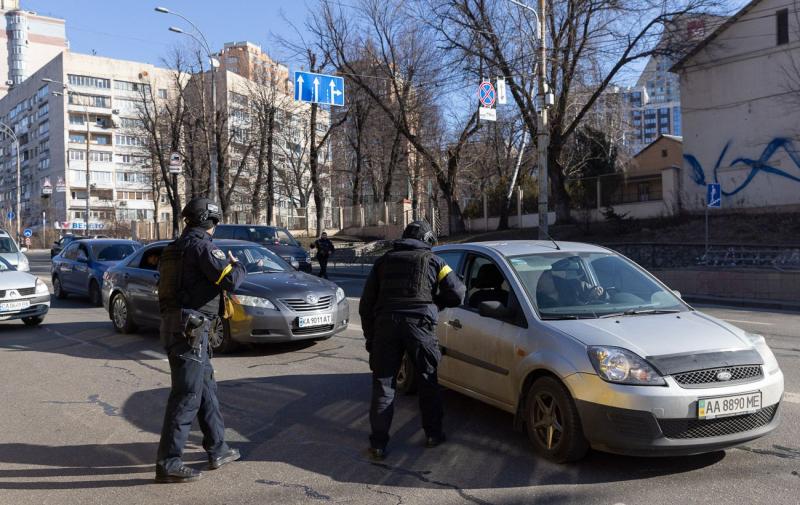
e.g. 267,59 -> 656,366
538,227 -> 560,250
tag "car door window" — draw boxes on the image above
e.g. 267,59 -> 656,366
464,255 -> 510,310
77,244 -> 90,262
276,229 -> 297,246
63,243 -> 79,260
136,247 -> 164,270
436,251 -> 464,272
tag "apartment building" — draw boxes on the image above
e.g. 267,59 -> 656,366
0,51 -> 175,234
0,0 -> 67,97
219,41 -> 292,94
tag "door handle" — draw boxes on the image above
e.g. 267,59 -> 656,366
448,319 -> 462,329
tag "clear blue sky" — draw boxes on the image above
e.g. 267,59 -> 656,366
24,0 -> 315,69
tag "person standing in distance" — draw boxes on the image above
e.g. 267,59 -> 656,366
359,220 -> 465,460
311,231 -> 335,279
155,197 -> 246,483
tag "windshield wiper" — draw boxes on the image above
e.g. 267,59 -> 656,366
599,309 -> 681,319
540,314 -> 593,320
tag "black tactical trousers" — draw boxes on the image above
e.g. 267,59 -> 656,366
369,314 -> 443,449
156,338 -> 228,472
317,257 -> 329,279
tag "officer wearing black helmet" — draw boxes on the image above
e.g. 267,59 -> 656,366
359,220 -> 466,460
154,197 -> 246,483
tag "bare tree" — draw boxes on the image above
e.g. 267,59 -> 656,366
433,0 -> 722,222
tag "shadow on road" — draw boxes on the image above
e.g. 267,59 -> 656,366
112,373 -> 725,491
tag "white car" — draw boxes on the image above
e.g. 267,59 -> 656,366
0,229 -> 30,271
0,256 -> 50,326
399,241 -> 784,462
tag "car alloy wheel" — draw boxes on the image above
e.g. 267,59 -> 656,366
209,317 -> 236,354
396,351 -> 418,395
111,294 -> 136,334
89,281 -> 102,307
53,277 -> 67,299
525,377 -> 589,463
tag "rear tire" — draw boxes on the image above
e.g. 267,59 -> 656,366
396,351 -> 418,395
22,316 -> 44,326
209,317 -> 237,354
525,376 -> 589,463
89,280 -> 102,307
53,276 -> 68,299
110,293 -> 137,334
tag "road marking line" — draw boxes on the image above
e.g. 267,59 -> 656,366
139,350 -> 167,360
784,392 -> 800,404
724,319 -> 774,326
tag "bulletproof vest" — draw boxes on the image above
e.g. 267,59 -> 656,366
376,249 -> 434,308
158,241 -> 185,314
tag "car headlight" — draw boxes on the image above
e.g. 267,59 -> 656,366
336,287 -> 345,303
587,346 -> 665,386
234,294 -> 276,309
746,332 -> 779,371
35,278 -> 49,294
18,256 -> 29,271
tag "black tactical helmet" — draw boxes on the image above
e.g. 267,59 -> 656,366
402,220 -> 436,245
181,197 -> 222,228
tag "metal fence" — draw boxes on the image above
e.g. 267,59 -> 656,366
605,243 -> 800,271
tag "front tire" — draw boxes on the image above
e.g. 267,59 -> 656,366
209,317 -> 237,354
53,276 -> 68,299
525,376 -> 589,463
89,280 -> 102,307
22,315 -> 44,326
396,351 -> 418,395
110,293 -> 137,334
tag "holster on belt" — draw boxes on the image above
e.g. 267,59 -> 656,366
182,309 -> 208,358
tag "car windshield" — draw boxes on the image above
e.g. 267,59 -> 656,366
91,243 -> 138,262
218,244 -> 290,274
0,237 -> 19,253
509,252 -> 686,319
250,227 -> 299,247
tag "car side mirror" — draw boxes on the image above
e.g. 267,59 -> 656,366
20,246 -> 28,252
672,289 -> 682,299
479,300 -> 515,320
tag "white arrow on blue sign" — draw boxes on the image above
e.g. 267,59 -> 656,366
706,183 -> 721,208
6,211 -> 14,220
294,71 -> 345,106
23,228 -> 32,238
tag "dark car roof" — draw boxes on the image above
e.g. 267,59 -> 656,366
73,239 -> 140,245
139,239 -> 261,248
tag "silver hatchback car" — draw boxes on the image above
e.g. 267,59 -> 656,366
411,241 -> 783,462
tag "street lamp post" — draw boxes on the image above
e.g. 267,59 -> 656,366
156,7 -> 219,205
44,78 -> 92,236
0,121 -> 21,241
507,0 -> 550,239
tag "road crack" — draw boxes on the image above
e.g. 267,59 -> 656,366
368,461 -> 494,505
42,394 -> 120,417
737,444 -> 800,460
256,479 -> 331,501
366,485 -> 404,505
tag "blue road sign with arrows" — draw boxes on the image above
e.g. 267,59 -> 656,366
294,71 -> 345,106
707,183 -> 721,208
6,211 -> 14,220
23,228 -> 32,238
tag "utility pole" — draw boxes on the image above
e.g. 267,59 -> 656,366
84,108 -> 91,236
0,122 -> 22,243
536,0 -> 549,239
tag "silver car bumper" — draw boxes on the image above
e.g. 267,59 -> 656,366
0,295 -> 50,321
565,368 -> 784,456
229,299 -> 350,343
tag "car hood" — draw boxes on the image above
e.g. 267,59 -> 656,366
236,271 -> 337,298
0,270 -> 36,288
545,310 -> 752,358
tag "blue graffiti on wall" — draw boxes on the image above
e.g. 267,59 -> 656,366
683,138 -> 800,196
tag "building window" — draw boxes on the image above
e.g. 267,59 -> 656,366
638,183 -> 651,202
777,9 -> 789,45
68,75 -> 111,89
661,149 -> 668,158
69,133 -> 86,144
158,88 -> 168,99
115,134 -> 144,146
114,80 -> 150,93
69,93 -> 111,108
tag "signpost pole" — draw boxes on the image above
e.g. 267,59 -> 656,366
705,206 -> 709,255
537,0 -> 549,239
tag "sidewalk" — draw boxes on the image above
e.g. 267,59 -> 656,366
327,263 -> 372,278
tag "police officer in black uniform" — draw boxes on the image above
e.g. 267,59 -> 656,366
155,197 -> 247,483
359,220 -> 466,460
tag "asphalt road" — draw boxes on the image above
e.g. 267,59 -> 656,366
0,252 -> 798,505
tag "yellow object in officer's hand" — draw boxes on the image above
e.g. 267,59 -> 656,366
222,291 -> 235,319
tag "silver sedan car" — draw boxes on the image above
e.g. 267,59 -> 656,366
400,241 -> 783,462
